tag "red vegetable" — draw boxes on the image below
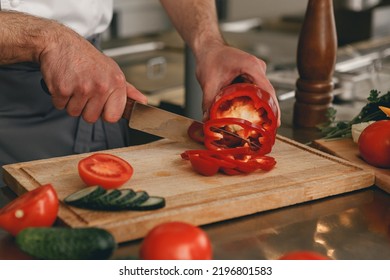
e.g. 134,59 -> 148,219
358,120 -> 390,168
140,221 -> 212,260
210,83 -> 278,143
78,153 -> 133,189
0,184 -> 59,236
181,149 -> 276,176
183,83 -> 278,176
204,117 -> 274,154
187,121 -> 204,144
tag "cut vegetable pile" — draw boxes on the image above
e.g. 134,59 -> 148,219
183,83 -> 279,176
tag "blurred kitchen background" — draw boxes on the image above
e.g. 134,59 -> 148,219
101,0 -> 390,142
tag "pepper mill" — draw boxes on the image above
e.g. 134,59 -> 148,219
293,0 -> 337,127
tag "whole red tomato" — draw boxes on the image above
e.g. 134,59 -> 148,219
139,221 -> 212,260
78,153 -> 133,189
278,250 -> 329,260
358,120 -> 390,168
0,184 -> 59,236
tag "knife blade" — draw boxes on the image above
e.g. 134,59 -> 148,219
122,98 -> 260,148
122,98 -> 202,142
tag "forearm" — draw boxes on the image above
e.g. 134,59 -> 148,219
159,0 -> 225,56
0,11 -> 75,64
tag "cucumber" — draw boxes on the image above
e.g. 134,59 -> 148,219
64,187 -> 165,211
16,227 -> 116,260
64,186 -> 106,206
131,196 -> 166,211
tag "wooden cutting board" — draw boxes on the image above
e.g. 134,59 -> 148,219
312,138 -> 390,193
3,135 -> 374,243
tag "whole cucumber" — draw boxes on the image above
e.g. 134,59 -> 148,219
16,227 -> 116,260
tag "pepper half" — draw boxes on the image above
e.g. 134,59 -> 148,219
206,83 -> 278,154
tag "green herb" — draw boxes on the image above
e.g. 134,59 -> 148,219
319,89 -> 390,139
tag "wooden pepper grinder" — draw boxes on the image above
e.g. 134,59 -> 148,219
293,0 -> 337,127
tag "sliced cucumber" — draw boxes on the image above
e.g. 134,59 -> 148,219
64,186 -> 106,206
87,189 -> 122,210
64,188 -> 165,211
131,196 -> 166,211
118,191 -> 149,209
108,189 -> 136,210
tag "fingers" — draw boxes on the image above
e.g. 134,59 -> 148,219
40,34 -> 145,124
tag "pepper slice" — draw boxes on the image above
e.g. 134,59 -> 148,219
211,83 -> 278,134
181,149 -> 276,176
204,117 -> 274,155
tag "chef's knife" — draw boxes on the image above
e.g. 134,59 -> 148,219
122,98 -> 202,142
40,79 -> 255,146
122,98 -> 260,148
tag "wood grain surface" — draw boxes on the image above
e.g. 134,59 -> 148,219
3,135 -> 374,243
312,138 -> 390,193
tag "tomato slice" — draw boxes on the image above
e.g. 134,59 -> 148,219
78,153 -> 134,189
0,184 -> 59,236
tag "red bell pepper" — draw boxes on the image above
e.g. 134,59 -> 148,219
182,83 -> 278,176
210,83 -> 278,134
181,149 -> 276,176
203,117 -> 274,155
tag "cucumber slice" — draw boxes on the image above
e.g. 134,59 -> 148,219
118,191 -> 149,209
64,186 -> 106,206
108,189 -> 136,210
131,196 -> 166,211
87,189 -> 122,210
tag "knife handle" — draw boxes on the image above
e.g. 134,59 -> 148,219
122,98 -> 136,121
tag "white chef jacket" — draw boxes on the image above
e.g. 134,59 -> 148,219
0,0 -> 113,38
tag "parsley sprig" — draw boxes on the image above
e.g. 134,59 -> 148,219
319,89 -> 390,139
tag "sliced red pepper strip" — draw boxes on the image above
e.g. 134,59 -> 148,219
204,117 -> 273,155
186,153 -> 219,176
181,149 -> 276,176
187,121 -> 204,144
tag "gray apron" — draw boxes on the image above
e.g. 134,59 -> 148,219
0,41 -> 130,187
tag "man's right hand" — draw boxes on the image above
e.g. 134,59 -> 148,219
39,29 -> 147,123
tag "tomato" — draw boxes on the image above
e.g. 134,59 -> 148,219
0,184 -> 59,236
278,251 -> 329,260
139,221 -> 213,260
358,120 -> 390,168
78,153 -> 134,189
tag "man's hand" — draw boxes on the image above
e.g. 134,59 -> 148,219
0,11 -> 146,124
39,30 -> 147,123
195,43 -> 280,126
